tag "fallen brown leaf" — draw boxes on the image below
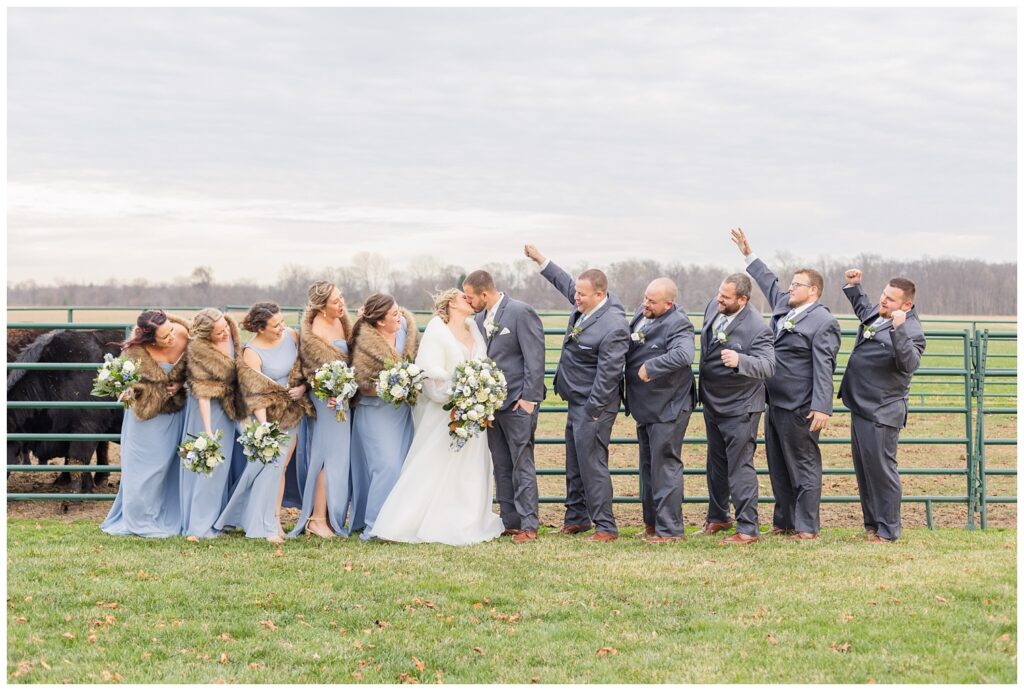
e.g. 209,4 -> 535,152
398,672 -> 419,683
259,620 -> 277,631
596,647 -> 619,657
219,653 -> 228,665
39,659 -> 50,670
218,632 -> 233,641
14,616 -> 28,623
472,646 -> 485,656
61,632 -> 75,640
830,641 -> 852,654
412,656 -> 426,672
767,634 -> 778,646
935,596 -> 949,604
186,535 -> 200,542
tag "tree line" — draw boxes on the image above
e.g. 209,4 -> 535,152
8,252 -> 1016,316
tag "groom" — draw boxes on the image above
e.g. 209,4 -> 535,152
463,270 -> 547,543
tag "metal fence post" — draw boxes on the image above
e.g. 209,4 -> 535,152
964,329 -> 976,529
976,330 -> 990,529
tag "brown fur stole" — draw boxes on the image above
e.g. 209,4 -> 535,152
350,307 -> 419,396
185,315 -> 247,422
299,307 -> 354,380
123,314 -> 190,421
236,332 -> 316,429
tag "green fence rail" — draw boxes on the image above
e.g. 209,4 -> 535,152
6,319 -> 1016,529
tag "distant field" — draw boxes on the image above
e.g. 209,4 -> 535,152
6,308 -> 1016,529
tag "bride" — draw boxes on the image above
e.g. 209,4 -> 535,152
368,289 -> 505,545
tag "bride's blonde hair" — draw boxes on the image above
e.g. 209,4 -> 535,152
432,288 -> 463,324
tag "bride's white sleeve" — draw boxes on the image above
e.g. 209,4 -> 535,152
415,319 -> 453,404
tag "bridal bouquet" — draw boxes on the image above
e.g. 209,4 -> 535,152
444,357 -> 508,451
178,430 -> 225,476
90,353 -> 141,408
237,419 -> 290,465
309,360 -> 358,422
377,359 -> 426,407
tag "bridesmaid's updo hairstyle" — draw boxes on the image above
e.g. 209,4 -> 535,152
307,280 -> 335,313
241,302 -> 281,333
121,309 -> 168,350
190,308 -> 225,341
349,293 -> 397,346
432,288 -> 462,324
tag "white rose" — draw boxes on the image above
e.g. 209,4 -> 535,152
121,360 -> 136,374
194,436 -> 208,451
467,409 -> 479,421
262,446 -> 276,460
97,369 -> 111,382
455,427 -> 468,438
475,390 -> 488,402
390,384 -> 405,399
407,364 -> 421,376
206,457 -> 217,467
254,425 -> 267,440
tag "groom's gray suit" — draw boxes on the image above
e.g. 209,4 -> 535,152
745,258 -> 841,535
838,284 -> 926,541
475,294 -> 546,533
541,261 -> 629,535
622,306 -> 696,537
698,301 -> 775,537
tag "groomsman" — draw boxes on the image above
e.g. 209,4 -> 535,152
839,269 -> 926,543
525,244 -> 629,542
698,273 -> 775,543
622,278 -> 696,543
463,270 -> 547,543
731,228 -> 841,539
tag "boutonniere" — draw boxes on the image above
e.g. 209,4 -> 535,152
569,324 -> 583,342
485,321 -> 501,338
782,318 -> 795,332
630,330 -> 647,344
862,326 -> 876,340
715,330 -> 728,344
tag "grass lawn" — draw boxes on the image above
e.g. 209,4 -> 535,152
7,520 -> 1016,683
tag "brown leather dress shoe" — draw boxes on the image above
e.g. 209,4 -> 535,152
789,532 -> 819,540
643,535 -> 684,544
721,532 -> 759,544
700,520 -> 734,535
558,524 -> 590,535
866,534 -> 893,543
644,524 -> 656,536
863,528 -> 877,537
768,527 -> 795,536
501,528 -> 522,537
513,530 -> 537,543
584,531 -> 618,542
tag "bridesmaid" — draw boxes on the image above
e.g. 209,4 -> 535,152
214,302 -> 314,544
349,293 -> 419,540
100,309 -> 190,538
179,308 -> 247,538
290,281 -> 354,538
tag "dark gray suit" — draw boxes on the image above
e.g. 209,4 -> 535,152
838,284 -> 926,541
541,261 -> 629,535
475,294 -> 546,533
622,307 -> 696,537
697,301 -> 775,536
746,258 -> 841,534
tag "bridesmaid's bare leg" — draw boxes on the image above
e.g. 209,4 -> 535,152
306,471 -> 334,537
272,436 -> 299,541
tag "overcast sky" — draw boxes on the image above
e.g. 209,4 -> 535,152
7,7 -> 1016,285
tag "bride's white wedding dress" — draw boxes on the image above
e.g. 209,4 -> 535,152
368,316 -> 505,545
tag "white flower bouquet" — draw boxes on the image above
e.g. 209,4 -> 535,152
90,353 -> 141,408
443,356 -> 508,451
178,430 -> 225,476
237,419 -> 291,465
376,359 -> 426,407
309,360 -> 358,422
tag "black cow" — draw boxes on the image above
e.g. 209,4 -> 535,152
7,329 -> 125,493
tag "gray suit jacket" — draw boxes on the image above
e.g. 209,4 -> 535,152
622,306 -> 696,424
697,300 -> 776,417
474,294 -> 547,412
838,284 -> 926,428
746,258 -> 842,414
541,261 -> 629,418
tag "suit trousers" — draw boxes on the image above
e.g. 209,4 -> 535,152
765,405 -> 823,534
850,411 -> 902,540
487,405 -> 540,532
703,409 -> 761,536
563,405 -> 618,535
637,409 -> 691,537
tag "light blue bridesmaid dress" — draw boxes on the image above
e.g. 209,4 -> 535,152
349,320 -> 415,540
178,337 -> 238,538
213,329 -> 302,539
101,361 -> 186,538
289,338 -> 353,537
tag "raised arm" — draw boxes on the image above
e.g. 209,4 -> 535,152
842,269 -> 876,321
731,227 -> 789,311
525,243 -> 576,307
